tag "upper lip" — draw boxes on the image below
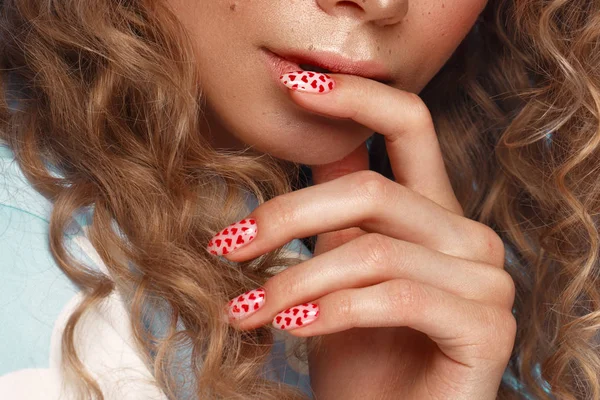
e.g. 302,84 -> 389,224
269,48 -> 393,84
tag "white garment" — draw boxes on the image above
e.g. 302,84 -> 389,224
0,141 -> 313,399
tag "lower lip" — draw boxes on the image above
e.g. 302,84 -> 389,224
263,48 -> 310,82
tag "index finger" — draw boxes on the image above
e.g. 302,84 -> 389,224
287,72 -> 463,215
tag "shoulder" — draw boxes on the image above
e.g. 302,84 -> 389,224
0,142 -> 165,398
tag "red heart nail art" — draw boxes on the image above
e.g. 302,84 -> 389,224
207,218 -> 258,256
279,71 -> 335,94
272,303 -> 319,330
227,288 -> 267,321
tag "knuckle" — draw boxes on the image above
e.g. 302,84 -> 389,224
271,269 -> 304,300
264,195 -> 297,228
350,170 -> 390,205
504,310 -> 518,338
386,279 -> 426,316
468,307 -> 516,363
483,308 -> 517,358
486,227 -> 506,268
495,269 -> 516,307
472,223 -> 506,267
505,312 -> 518,344
355,233 -> 395,271
405,92 -> 432,122
497,311 -> 518,357
332,293 -> 356,326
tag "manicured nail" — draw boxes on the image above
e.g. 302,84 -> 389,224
207,218 -> 257,256
279,71 -> 335,93
227,288 -> 266,321
272,303 -> 319,330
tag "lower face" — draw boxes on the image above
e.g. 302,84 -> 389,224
166,0 -> 488,165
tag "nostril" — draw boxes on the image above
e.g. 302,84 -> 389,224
337,1 -> 364,12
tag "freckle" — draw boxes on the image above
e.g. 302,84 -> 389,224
442,3 -> 445,7
308,44 -> 314,51
230,3 -> 236,11
388,49 -> 391,55
428,11 -> 431,15
377,46 -> 380,51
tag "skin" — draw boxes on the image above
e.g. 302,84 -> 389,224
167,0 -> 516,398
167,0 -> 487,163
213,78 -> 517,398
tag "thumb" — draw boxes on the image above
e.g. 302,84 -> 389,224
308,140 -> 371,256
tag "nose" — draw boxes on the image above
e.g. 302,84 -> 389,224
316,0 -> 409,27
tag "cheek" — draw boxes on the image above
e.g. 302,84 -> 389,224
429,0 -> 487,44
408,0 -> 486,85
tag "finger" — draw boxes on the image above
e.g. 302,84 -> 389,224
287,73 -> 463,215
210,171 -> 505,268
230,233 -> 514,331
271,279 -> 516,369
308,141 -> 370,256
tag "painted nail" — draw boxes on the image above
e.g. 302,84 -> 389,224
279,71 -> 335,93
227,288 -> 266,321
207,218 -> 257,256
272,303 -> 319,330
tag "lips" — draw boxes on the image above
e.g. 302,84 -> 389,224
265,47 -> 393,84
265,49 -> 306,77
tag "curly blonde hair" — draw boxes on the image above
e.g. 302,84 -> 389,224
0,0 -> 598,398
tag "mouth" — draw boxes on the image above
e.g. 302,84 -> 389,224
298,63 -> 333,74
263,47 -> 393,85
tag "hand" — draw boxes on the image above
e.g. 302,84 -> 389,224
214,73 -> 516,399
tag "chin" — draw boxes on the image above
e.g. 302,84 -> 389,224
206,94 -> 373,166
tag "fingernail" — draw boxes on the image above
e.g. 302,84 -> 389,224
272,303 -> 319,330
279,71 -> 335,93
227,288 -> 266,321
207,218 -> 257,256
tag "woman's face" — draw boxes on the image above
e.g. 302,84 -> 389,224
167,0 -> 487,164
